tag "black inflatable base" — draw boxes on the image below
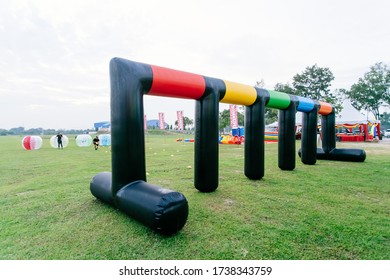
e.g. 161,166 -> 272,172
298,148 -> 366,162
116,180 -> 188,236
90,173 -> 188,235
298,148 -> 326,160
328,148 -> 366,162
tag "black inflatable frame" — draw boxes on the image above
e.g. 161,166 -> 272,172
90,58 -> 366,235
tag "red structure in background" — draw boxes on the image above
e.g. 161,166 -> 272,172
335,99 -> 381,142
335,122 -> 381,142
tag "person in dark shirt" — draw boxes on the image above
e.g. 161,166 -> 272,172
93,136 -> 100,150
56,132 -> 63,149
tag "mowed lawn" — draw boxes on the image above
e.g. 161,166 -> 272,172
0,133 -> 389,260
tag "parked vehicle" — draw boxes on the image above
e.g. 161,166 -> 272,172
385,129 -> 390,138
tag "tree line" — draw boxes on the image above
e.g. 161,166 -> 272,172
0,127 -> 90,136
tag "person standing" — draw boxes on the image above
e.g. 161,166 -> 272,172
56,132 -> 63,149
93,136 -> 100,150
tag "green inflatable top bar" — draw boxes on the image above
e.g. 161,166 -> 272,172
266,90 -> 291,109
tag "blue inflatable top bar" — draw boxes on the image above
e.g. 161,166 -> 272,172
296,96 -> 315,112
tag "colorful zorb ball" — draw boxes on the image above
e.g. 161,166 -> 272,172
50,135 -> 69,148
98,134 -> 111,146
76,134 -> 92,147
22,136 -> 43,150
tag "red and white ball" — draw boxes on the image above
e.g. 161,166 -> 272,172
22,136 -> 43,150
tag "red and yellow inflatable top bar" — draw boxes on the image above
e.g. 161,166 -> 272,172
148,64 -> 332,115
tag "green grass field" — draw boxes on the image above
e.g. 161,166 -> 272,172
0,133 -> 389,260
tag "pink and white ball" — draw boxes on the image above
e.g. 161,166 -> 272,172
22,136 -> 43,150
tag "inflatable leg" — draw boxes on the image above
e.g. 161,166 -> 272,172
110,58 -> 151,194
278,102 -> 297,170
194,77 -> 221,192
321,109 -> 336,154
244,89 -> 268,180
300,107 -> 318,165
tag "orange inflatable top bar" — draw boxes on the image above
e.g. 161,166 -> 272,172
318,101 -> 333,115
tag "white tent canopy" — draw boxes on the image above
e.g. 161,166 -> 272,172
295,111 -> 303,125
336,99 -> 374,124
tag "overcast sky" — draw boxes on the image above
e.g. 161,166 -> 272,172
0,0 -> 389,130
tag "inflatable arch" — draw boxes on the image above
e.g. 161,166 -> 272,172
90,58 -> 365,235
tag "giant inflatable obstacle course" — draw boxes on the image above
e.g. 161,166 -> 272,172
90,58 -> 366,235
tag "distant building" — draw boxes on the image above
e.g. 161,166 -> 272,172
147,119 -> 168,129
93,120 -> 170,131
94,121 -> 111,132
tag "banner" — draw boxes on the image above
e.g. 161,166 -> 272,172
177,111 -> 184,130
158,112 -> 165,130
230,105 -> 238,129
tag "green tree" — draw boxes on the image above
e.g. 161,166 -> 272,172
274,82 -> 294,94
293,64 -> 336,103
380,112 -> 390,127
330,88 -> 346,115
175,116 -> 194,130
26,128 -> 44,135
219,109 -> 244,132
0,129 -> 8,136
9,127 -> 25,135
346,62 -> 390,120
291,64 -> 348,114
183,116 -> 193,130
